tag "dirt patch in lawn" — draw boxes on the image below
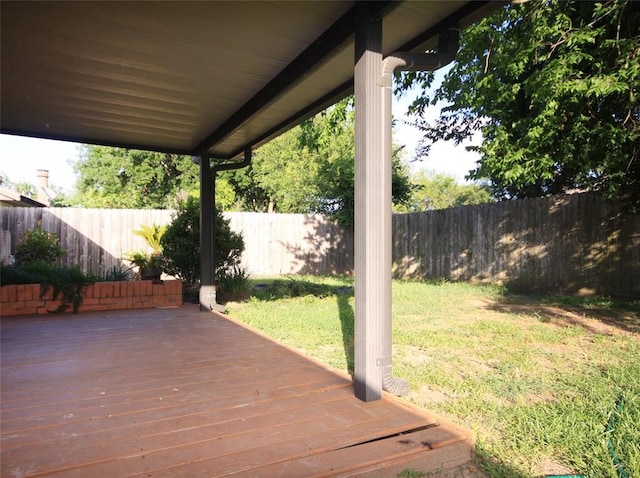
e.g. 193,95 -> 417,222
535,457 -> 579,477
470,298 -> 639,336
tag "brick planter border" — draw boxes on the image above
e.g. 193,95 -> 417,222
1,280 -> 182,316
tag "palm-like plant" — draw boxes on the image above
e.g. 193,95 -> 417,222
124,223 -> 167,279
132,224 -> 166,254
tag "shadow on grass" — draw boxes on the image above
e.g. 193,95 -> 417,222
336,293 -> 354,376
474,443 -> 530,478
245,277 -> 356,375
247,277 -> 344,301
489,290 -> 640,335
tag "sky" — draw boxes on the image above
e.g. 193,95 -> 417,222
0,136 -> 81,194
0,68 -> 480,193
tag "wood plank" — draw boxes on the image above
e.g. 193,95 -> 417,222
1,385 -> 356,451
37,411 -> 427,477
3,398 -> 411,474
1,307 -> 473,477
247,426 -> 471,478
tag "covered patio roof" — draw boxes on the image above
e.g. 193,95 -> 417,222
1,1 -> 493,160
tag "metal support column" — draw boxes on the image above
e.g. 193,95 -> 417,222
353,3 -> 387,402
199,150 -> 253,312
199,153 -> 220,312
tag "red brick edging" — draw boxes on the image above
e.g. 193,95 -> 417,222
1,280 -> 182,316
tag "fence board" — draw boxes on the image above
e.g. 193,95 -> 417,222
391,194 -> 639,297
1,193 -> 638,297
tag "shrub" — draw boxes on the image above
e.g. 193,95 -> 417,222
123,223 -> 166,279
0,262 -> 96,313
217,265 -> 251,303
100,264 -> 136,282
14,227 -> 65,266
132,223 -> 166,254
161,196 -> 245,293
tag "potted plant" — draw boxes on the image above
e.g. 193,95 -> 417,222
124,224 -> 167,280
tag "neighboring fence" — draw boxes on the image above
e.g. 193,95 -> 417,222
1,192 -> 638,297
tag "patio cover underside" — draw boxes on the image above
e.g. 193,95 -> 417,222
1,1 -> 493,159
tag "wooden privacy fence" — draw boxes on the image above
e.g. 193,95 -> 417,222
1,193 -> 638,297
393,193 -> 639,297
225,212 -> 353,276
0,208 -> 174,275
0,207 -> 353,278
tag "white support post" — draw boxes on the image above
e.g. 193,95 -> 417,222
353,4 -> 386,402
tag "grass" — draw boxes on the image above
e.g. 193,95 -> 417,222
225,276 -> 639,478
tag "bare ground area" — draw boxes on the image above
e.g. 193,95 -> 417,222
471,298 -> 639,336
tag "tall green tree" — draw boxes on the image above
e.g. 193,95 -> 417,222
11,181 -> 36,199
71,146 -> 238,209
223,98 -> 413,226
399,0 -> 640,210
224,127 -> 319,214
396,170 -> 493,212
71,146 -> 200,208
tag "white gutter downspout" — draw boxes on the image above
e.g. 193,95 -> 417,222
378,29 -> 460,396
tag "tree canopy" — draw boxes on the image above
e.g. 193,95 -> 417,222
222,98 -> 413,225
399,0 -> 640,210
71,147 -> 201,209
395,170 -> 493,212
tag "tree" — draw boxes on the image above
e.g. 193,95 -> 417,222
399,0 -> 640,210
12,181 -> 36,199
396,170 -> 493,212
224,127 -> 320,214
161,196 -> 244,294
71,146 -> 200,209
222,97 -> 413,226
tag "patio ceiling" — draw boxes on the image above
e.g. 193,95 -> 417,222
1,1 -> 494,160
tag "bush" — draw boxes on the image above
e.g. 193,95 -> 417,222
161,196 -> 245,293
1,262 -> 96,313
123,223 -> 167,279
217,265 -> 251,303
100,264 -> 136,282
14,227 -> 65,266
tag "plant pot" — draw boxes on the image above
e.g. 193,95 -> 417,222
140,266 -> 162,281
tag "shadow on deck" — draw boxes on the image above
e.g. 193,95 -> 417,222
1,305 -> 474,477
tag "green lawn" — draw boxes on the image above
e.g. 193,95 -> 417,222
225,276 -> 639,478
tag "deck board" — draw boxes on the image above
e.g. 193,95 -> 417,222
1,305 -> 473,477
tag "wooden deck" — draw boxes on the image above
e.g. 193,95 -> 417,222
1,305 -> 473,477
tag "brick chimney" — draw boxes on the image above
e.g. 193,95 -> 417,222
36,169 -> 50,205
